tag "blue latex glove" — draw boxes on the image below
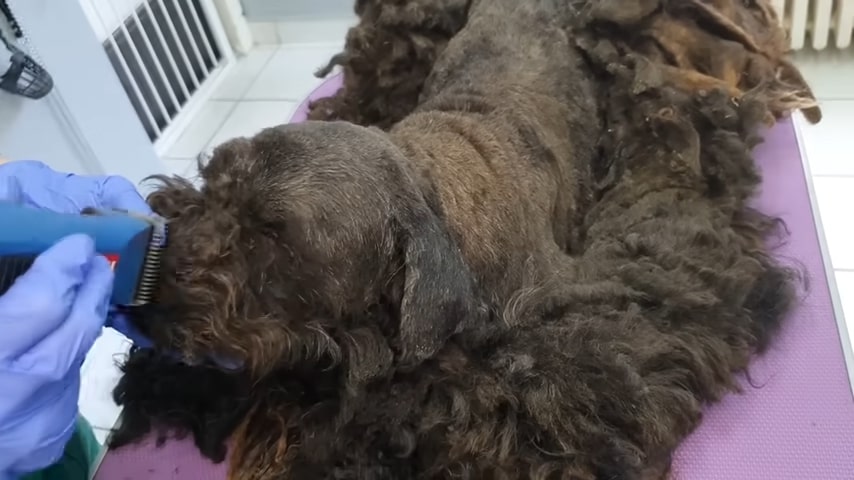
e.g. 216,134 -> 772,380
0,160 -> 158,477
0,234 -> 111,476
0,161 -> 246,371
0,160 -> 150,214
0,160 -> 153,345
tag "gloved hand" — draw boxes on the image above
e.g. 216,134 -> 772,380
0,160 -> 157,476
0,160 -> 152,344
0,159 -> 150,214
0,234 -> 111,476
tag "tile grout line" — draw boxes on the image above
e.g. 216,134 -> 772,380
231,97 -> 304,103
199,101 -> 242,156
237,48 -> 280,102
276,42 -> 347,49
208,48 -> 279,103
163,100 -> 241,160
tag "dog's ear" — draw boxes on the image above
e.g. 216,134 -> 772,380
395,204 -> 479,365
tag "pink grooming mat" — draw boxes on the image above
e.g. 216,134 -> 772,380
95,74 -> 854,479
288,73 -> 344,123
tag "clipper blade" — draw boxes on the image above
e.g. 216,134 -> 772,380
133,220 -> 167,306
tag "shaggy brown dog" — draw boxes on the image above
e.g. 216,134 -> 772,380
129,0 -> 600,375
308,0 -> 820,130
110,0 -> 819,478
307,0 -> 472,128
112,86 -> 802,480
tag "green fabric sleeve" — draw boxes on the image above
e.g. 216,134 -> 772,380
20,417 -> 102,480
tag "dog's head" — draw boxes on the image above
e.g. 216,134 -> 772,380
140,121 -> 479,379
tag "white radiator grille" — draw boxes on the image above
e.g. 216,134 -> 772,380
774,0 -> 854,50
84,0 -> 227,145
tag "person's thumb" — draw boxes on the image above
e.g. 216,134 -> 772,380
0,234 -> 97,361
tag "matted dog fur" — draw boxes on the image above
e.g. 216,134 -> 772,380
306,0 -> 819,129
127,0 -> 602,372
111,0 -> 819,478
306,0 -> 472,128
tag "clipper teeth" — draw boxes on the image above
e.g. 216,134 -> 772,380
135,222 -> 167,305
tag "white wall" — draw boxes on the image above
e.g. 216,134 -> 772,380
2,0 -> 166,191
0,94 -> 89,174
78,0 -> 143,42
240,0 -> 353,20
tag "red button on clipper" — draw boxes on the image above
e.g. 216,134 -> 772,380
104,254 -> 120,270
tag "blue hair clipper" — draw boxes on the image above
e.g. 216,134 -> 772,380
0,202 -> 167,308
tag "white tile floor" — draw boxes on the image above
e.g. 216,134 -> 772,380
795,49 -> 854,353
78,42 -> 854,444
158,42 -> 343,177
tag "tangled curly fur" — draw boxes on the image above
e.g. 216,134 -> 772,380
574,0 -> 820,125
308,0 -> 819,130
110,0 -> 819,478
306,0 -> 472,128
126,0 -> 601,375
112,88 -> 798,479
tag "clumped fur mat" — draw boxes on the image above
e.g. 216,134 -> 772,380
308,0 -> 820,130
111,0 -> 819,478
574,0 -> 820,125
306,0 -> 472,128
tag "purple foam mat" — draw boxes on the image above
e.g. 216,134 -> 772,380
289,73 -> 345,124
95,75 -> 854,480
